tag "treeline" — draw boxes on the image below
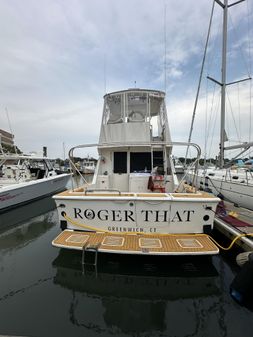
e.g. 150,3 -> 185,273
1,144 -> 22,154
55,157 -> 97,166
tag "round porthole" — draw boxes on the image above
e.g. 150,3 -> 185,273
203,215 -> 210,221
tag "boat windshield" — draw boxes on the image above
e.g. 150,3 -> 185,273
103,90 -> 164,125
126,92 -> 147,122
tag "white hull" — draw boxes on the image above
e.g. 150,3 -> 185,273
82,167 -> 95,174
0,173 -> 70,212
187,170 -> 253,211
54,192 -> 219,234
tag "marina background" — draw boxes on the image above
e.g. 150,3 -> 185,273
0,177 -> 252,337
1,0 -> 253,335
0,201 -> 252,336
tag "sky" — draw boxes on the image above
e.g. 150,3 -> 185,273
0,0 -> 252,159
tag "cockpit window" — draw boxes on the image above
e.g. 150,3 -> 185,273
130,152 -> 151,173
114,152 -> 127,173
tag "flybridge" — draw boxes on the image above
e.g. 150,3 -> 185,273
99,89 -> 171,145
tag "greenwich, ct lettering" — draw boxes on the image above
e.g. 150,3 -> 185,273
73,208 -> 195,223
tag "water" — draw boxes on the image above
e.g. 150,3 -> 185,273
0,184 -> 253,336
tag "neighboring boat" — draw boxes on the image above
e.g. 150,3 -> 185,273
186,0 -> 253,211
244,159 -> 253,171
0,152 -> 71,213
190,167 -> 253,211
81,157 -> 96,174
52,88 -> 220,257
172,156 -> 185,175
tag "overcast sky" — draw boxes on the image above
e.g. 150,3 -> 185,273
0,0 -> 252,159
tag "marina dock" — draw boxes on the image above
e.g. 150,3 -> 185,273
215,201 -> 253,252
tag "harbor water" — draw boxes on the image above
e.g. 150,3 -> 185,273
0,177 -> 253,337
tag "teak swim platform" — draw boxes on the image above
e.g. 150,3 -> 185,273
52,230 -> 219,256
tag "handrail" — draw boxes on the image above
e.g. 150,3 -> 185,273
174,157 -> 199,192
67,141 -> 202,190
68,141 -> 201,160
68,157 -> 89,190
85,188 -> 121,195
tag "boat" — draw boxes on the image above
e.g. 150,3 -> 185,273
186,0 -> 253,211
190,166 -> 253,211
0,152 -> 71,213
173,156 -> 185,175
52,88 -> 220,257
81,157 -> 96,174
244,159 -> 253,170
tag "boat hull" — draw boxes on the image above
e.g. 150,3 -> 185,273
54,192 -> 219,234
187,171 -> 253,211
0,174 -> 70,213
82,168 -> 95,174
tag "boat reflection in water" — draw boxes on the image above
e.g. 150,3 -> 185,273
53,251 -> 220,335
0,196 -> 57,250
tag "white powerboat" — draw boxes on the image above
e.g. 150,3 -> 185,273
52,88 -> 220,257
0,153 -> 71,212
81,157 -> 96,174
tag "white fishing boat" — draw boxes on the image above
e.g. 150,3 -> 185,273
173,156 -> 185,175
81,157 -> 96,174
186,0 -> 253,211
0,152 -> 71,213
52,88 -> 220,257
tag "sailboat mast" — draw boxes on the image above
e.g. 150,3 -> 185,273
218,0 -> 250,166
219,0 -> 228,168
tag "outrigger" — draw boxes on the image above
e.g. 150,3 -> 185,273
52,89 -> 220,259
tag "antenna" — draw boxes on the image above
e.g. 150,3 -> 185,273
103,54 -> 107,94
63,142 -> 66,161
5,107 -> 13,135
5,107 -> 17,154
164,1 -> 167,94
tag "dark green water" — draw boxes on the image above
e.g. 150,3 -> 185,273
0,195 -> 253,337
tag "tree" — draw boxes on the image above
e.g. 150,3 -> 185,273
1,144 -> 22,154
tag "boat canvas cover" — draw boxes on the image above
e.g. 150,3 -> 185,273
99,122 -> 151,144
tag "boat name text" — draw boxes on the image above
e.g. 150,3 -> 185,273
73,208 -> 195,223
